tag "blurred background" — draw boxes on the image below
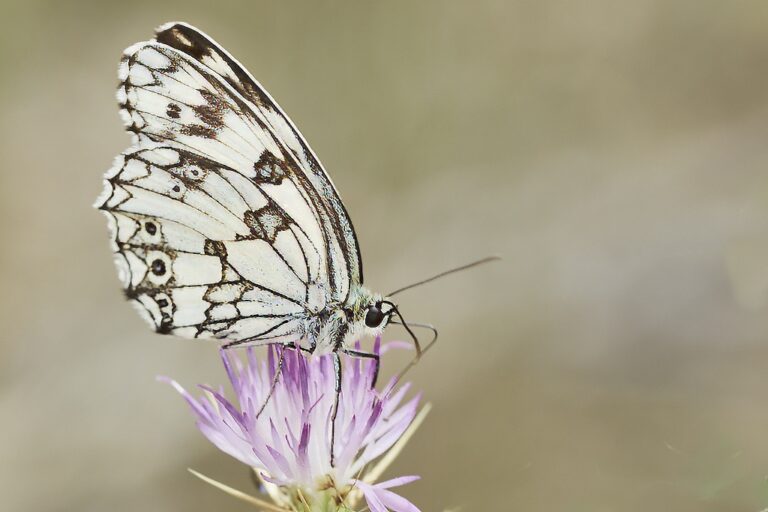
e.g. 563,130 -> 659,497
3,1 -> 768,510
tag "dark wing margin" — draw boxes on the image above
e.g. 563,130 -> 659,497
154,21 -> 363,287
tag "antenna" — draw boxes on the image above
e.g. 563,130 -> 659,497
386,255 -> 501,297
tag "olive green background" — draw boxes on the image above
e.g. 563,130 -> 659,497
4,1 -> 768,511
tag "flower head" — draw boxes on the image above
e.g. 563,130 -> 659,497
164,339 -> 423,512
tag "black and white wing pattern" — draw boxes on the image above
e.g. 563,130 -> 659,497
96,23 -> 362,346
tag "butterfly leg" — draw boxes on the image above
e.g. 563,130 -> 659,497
255,341 -> 319,418
221,339 -> 304,418
382,301 -> 424,357
330,351 -> 341,467
342,348 -> 380,388
387,320 -> 439,389
255,344 -> 291,419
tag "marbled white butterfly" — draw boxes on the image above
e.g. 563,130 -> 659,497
94,22 -> 445,393
95,22 -> 499,459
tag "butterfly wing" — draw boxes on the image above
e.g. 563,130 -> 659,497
153,22 -> 362,288
97,27 -> 361,345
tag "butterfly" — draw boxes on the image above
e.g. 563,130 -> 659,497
96,22 -> 431,460
94,21 -> 431,367
96,22 -> 497,463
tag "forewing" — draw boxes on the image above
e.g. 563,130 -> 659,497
153,22 -> 362,288
96,143 -> 320,345
116,36 -> 357,301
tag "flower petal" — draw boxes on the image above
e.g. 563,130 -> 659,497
164,341 -> 424,506
374,475 -> 421,489
375,487 -> 421,512
356,479 -> 421,512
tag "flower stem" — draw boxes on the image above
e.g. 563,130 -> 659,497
188,468 -> 287,512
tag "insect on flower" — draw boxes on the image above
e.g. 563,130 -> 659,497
163,340 -> 427,512
95,21 -> 496,460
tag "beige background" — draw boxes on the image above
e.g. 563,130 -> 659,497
4,1 -> 768,511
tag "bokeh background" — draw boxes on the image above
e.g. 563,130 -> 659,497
4,1 -> 768,510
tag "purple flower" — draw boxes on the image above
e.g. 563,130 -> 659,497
163,339 -> 423,512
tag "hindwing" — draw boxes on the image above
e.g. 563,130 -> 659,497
97,144 -> 322,344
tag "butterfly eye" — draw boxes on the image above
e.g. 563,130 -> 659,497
364,305 -> 385,328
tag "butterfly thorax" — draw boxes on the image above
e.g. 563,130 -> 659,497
309,285 -> 384,355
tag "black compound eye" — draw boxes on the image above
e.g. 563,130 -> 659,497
365,305 -> 385,328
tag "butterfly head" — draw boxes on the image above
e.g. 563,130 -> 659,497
363,299 -> 387,329
348,292 -> 427,361
361,293 -> 393,331
340,289 -> 397,343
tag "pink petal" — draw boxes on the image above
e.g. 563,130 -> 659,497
375,487 -> 421,512
357,479 -> 421,512
363,490 -> 389,512
380,340 -> 414,354
375,475 -> 421,489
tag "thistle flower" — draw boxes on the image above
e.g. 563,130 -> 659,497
163,339 -> 425,512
